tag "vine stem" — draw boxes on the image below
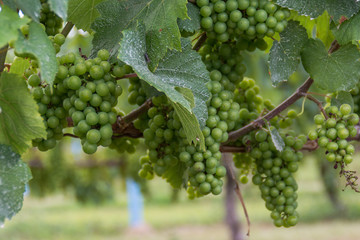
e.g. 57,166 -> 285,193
61,22 -> 74,38
304,93 -> 329,119
0,45 -> 9,73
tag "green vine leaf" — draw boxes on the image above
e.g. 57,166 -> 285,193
9,57 -> 30,75
0,72 -> 47,154
4,0 -> 42,22
301,39 -> 360,92
118,23 -> 210,148
315,11 -> 335,48
177,3 -> 200,33
48,0 -> 69,21
0,144 -> 32,225
332,11 -> 360,45
91,0 -> 188,69
162,161 -> 187,189
290,13 -> 315,38
14,22 -> 58,85
67,0 -> 105,32
276,0 -> 360,22
171,88 -> 205,150
269,21 -> 308,86
0,5 -> 30,48
268,126 -> 285,152
290,11 -> 334,48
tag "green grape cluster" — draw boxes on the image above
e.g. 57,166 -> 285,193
39,0 -> 63,36
60,50 -> 123,154
197,0 -> 290,43
30,49 -> 125,153
138,95 -> 184,183
201,40 -> 246,92
308,104 -> 359,165
137,93 -> 229,198
250,128 -> 306,227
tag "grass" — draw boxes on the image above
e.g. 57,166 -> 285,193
1,156 -> 360,240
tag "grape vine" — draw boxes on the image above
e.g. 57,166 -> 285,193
1,0 -> 360,232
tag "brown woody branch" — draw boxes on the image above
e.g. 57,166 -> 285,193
121,98 -> 153,124
304,94 -> 329,119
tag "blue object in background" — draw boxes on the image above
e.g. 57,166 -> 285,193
24,184 -> 30,196
126,178 -> 144,227
71,140 -> 82,160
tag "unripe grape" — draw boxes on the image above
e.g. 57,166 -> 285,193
340,104 -> 352,115
82,141 -> 97,154
67,76 -> 81,90
337,128 -> 349,139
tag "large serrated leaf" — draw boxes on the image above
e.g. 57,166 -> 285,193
14,22 -> 58,85
332,11 -> 360,45
0,144 -> 32,225
118,23 -> 210,147
91,0 -> 188,69
277,0 -> 360,22
177,3 -> 200,33
269,21 -> 308,86
9,57 -> 30,75
48,0 -> 68,21
119,23 -> 210,125
67,0 -> 105,32
301,39 -> 360,92
0,6 -> 30,48
0,72 -> 47,154
4,0 -> 42,21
